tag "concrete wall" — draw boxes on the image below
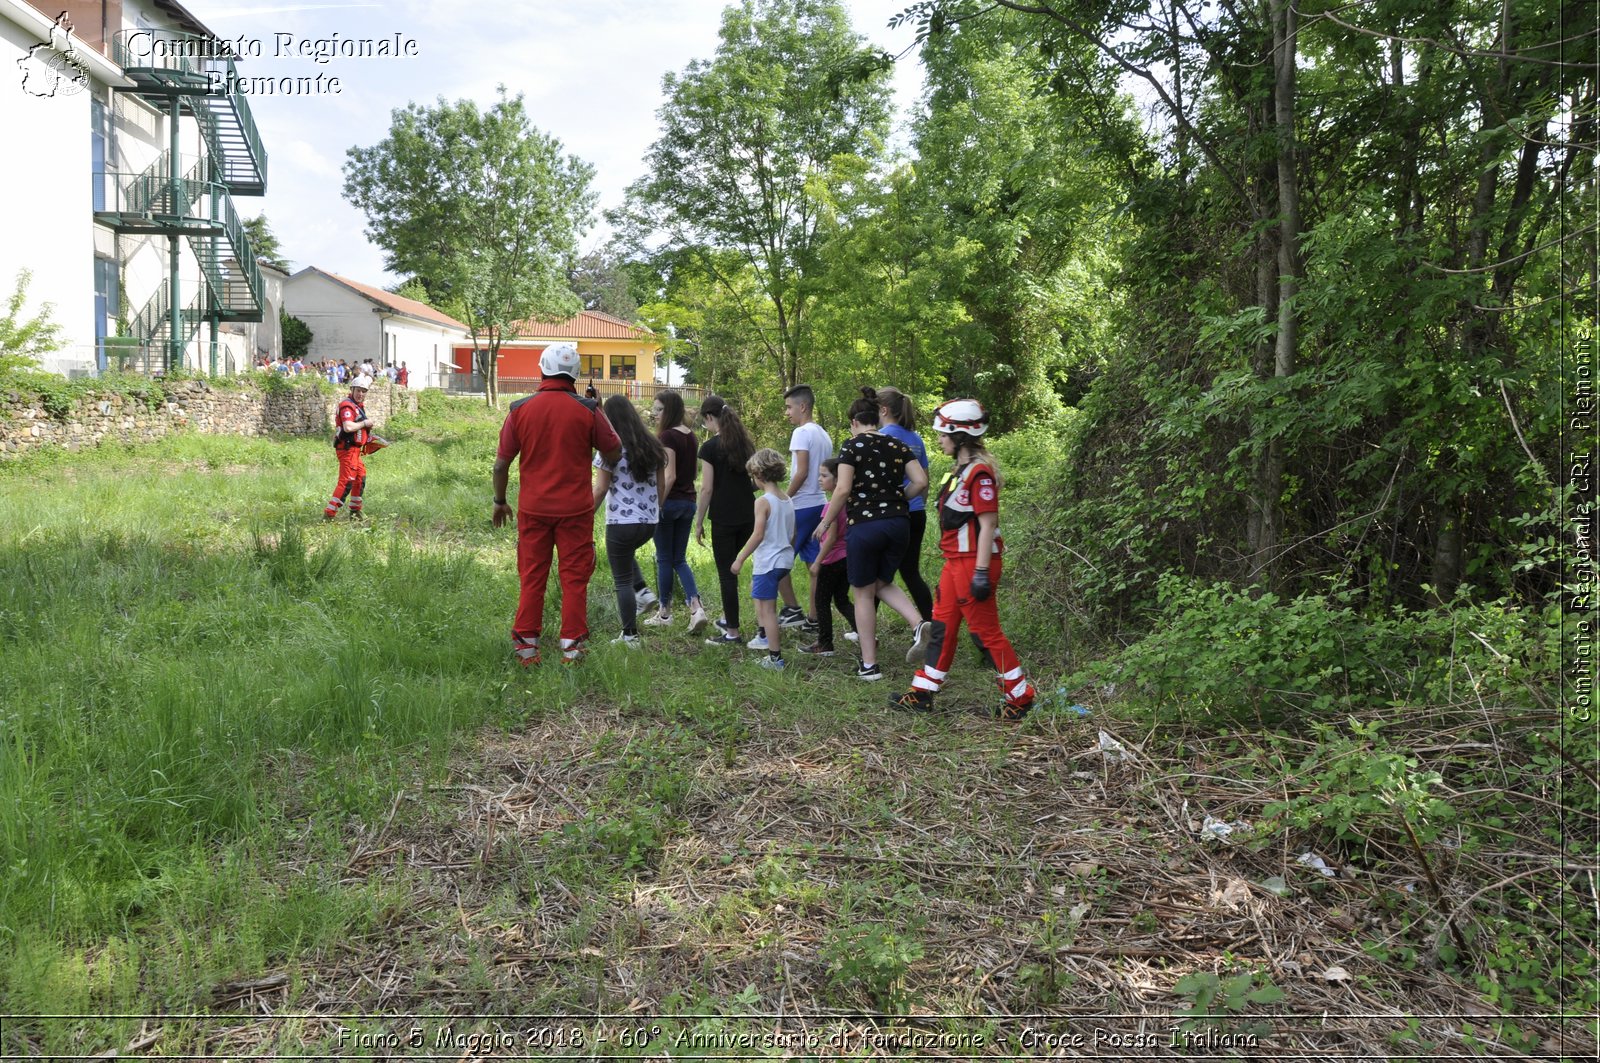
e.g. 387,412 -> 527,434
0,379 -> 418,458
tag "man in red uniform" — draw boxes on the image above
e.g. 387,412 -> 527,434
324,374 -> 375,520
493,343 -> 622,666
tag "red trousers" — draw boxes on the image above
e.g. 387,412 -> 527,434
514,512 -> 596,646
911,555 -> 1035,708
324,449 -> 366,517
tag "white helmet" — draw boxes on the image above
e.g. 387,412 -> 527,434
350,374 -> 374,390
539,342 -> 581,380
932,398 -> 989,437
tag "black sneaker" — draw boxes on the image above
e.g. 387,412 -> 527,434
854,663 -> 883,682
889,689 -> 935,713
801,617 -> 820,634
797,641 -> 835,657
778,606 -> 807,629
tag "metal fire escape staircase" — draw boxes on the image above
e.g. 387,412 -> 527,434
95,32 -> 269,373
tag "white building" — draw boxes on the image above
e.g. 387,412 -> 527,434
1,0 -> 269,377
282,268 -> 467,389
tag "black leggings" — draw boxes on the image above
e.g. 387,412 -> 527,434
814,557 -> 854,647
605,522 -> 655,633
711,520 -> 754,631
898,509 -> 934,620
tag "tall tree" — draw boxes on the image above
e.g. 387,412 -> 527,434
344,88 -> 596,404
242,215 -> 291,272
567,250 -> 641,321
617,0 -> 893,392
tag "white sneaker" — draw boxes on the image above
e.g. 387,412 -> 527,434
687,605 -> 709,634
844,630 -> 860,643
746,633 -> 769,650
907,621 -> 932,665
610,634 -> 641,649
642,611 -> 673,627
635,588 -> 658,611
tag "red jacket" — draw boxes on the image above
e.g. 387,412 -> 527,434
496,379 -> 621,517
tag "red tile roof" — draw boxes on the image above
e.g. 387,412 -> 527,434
509,309 -> 652,341
301,269 -> 468,331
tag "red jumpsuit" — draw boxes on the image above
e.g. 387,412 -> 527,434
909,460 -> 1036,717
324,397 -> 368,518
497,379 -> 622,660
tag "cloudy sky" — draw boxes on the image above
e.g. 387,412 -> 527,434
191,0 -> 929,286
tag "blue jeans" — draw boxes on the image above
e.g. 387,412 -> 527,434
653,497 -> 700,609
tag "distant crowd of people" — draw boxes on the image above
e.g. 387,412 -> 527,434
258,356 -> 409,388
483,343 -> 1037,721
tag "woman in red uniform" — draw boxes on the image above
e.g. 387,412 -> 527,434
891,399 -> 1036,720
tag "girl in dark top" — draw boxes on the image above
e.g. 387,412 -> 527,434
873,386 -> 934,621
646,390 -> 709,634
814,392 -> 930,681
694,395 -> 758,645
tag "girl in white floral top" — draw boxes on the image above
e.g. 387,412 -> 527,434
593,396 -> 667,646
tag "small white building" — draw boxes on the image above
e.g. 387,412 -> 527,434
281,268 -> 468,389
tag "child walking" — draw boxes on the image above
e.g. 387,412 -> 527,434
731,448 -> 795,671
892,399 -> 1037,720
799,458 -> 856,657
592,395 -> 667,648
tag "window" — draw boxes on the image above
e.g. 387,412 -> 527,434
93,257 -> 118,371
609,355 -> 636,380
580,353 -> 603,379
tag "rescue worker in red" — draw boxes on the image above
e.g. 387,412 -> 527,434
324,373 -> 375,520
492,343 -> 622,666
892,398 -> 1037,720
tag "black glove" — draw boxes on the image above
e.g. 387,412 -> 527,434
969,567 -> 992,602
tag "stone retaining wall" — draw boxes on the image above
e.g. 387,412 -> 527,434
0,380 -> 418,458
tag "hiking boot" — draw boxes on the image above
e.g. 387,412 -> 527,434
889,689 -> 936,713
995,699 -> 1032,722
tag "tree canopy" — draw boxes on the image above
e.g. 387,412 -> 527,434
616,0 -> 894,393
344,88 -> 596,403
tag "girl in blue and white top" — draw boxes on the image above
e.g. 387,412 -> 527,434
731,448 -> 796,670
593,395 -> 667,647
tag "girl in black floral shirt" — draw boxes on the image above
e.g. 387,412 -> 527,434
814,389 -> 931,681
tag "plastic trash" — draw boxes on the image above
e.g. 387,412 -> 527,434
1296,852 -> 1337,878
1258,875 -> 1292,897
1097,730 -> 1129,761
1199,815 -> 1252,842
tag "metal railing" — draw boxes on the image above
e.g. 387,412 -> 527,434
110,31 -> 268,194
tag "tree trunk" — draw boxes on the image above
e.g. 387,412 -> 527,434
1255,0 -> 1302,590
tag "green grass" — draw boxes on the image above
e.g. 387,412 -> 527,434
4,395 -> 1583,1059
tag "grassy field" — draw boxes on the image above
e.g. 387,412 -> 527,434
0,396 -> 1590,1059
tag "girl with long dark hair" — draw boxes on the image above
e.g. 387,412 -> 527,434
693,395 -> 758,645
593,395 -> 668,646
645,390 -> 709,633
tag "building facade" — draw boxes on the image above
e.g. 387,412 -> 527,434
1,0 -> 267,377
452,310 -> 669,399
281,267 -> 468,389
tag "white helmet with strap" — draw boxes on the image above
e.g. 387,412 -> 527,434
932,398 -> 989,437
539,342 -> 581,380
